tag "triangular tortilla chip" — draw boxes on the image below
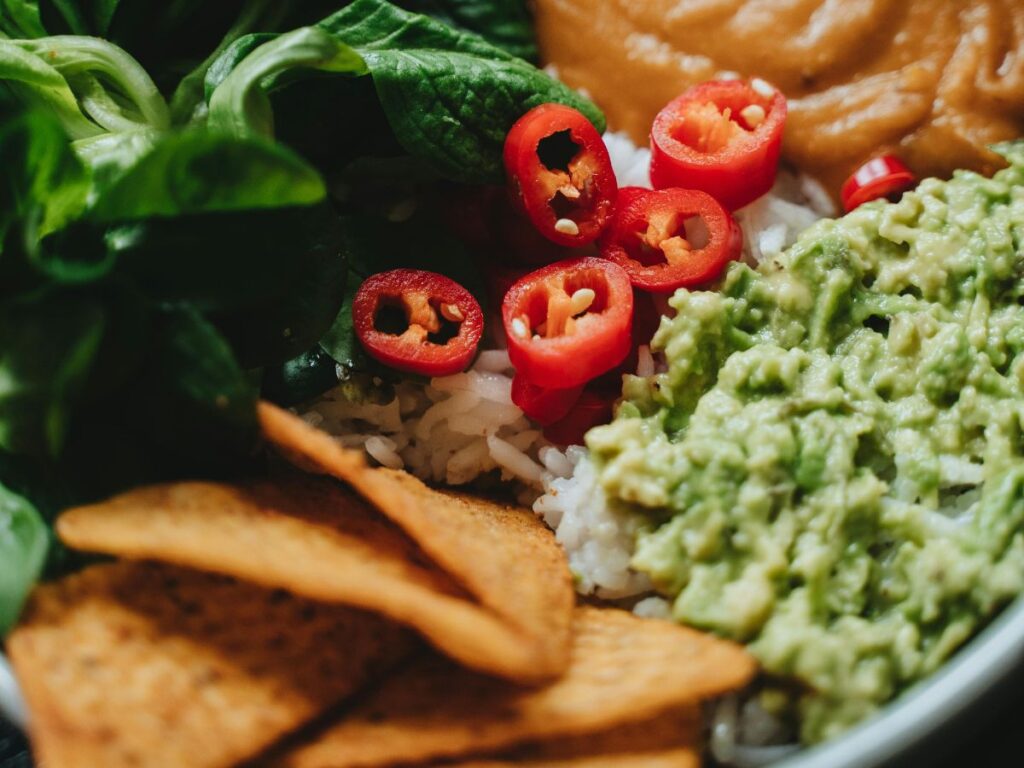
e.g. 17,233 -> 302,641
448,705 -> 702,768
267,606 -> 754,768
258,402 -> 574,682
58,474 -> 561,682
7,562 -> 412,768
449,752 -> 698,768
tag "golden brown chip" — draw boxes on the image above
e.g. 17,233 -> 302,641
449,705 -> 702,768
267,606 -> 754,768
7,561 -> 412,768
496,705 -> 701,761
448,751 -> 699,768
258,402 -> 574,682
57,475 -> 561,681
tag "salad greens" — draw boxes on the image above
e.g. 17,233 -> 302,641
0,0 -> 604,634
207,0 -> 601,182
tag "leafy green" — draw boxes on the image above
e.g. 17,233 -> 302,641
0,480 -> 47,636
89,130 -> 325,220
0,293 -> 105,456
205,0 -> 603,184
398,0 -> 536,61
319,0 -> 601,182
208,26 -> 366,139
0,0 -> 46,38
0,101 -> 89,249
0,38 -> 101,139
7,35 -> 169,132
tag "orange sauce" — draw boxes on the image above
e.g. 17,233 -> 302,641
535,0 -> 1024,196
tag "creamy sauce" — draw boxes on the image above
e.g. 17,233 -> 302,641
535,0 -> 1024,195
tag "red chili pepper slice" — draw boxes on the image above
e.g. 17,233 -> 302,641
617,185 -> 653,210
354,269 -> 483,377
650,79 -> 787,210
600,187 -> 742,293
511,375 -> 583,426
542,389 -> 617,446
504,103 -> 618,247
503,257 -> 633,389
840,155 -> 917,212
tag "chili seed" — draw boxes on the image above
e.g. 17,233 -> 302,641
751,77 -> 775,98
554,218 -> 580,236
740,104 -> 766,128
570,288 -> 596,315
440,303 -> 464,323
511,317 -> 529,339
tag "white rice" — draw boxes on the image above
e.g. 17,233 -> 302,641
303,130 -> 827,599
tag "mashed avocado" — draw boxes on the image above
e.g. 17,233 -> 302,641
589,144 -> 1024,741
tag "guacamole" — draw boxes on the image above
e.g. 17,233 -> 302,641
588,144 -> 1024,741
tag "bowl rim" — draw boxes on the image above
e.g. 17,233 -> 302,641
776,594 -> 1024,768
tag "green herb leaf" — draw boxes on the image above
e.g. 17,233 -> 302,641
398,0 -> 537,61
10,35 -> 169,131
204,0 -> 603,184
0,0 -> 46,38
208,26 -> 367,139
0,38 -> 101,139
318,0 -> 602,183
0,101 -> 89,246
89,130 -> 326,220
0,293 -> 105,457
0,480 -> 47,636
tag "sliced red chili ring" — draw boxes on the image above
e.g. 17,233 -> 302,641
841,155 -> 917,212
617,185 -> 653,210
542,389 -> 617,446
502,257 -> 633,389
511,375 -> 583,426
650,79 -> 787,211
600,187 -> 742,293
353,268 -> 483,377
504,103 -> 618,247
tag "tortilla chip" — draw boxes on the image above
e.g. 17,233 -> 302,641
449,706 -> 702,768
268,606 -> 754,768
7,561 -> 412,768
258,402 -> 574,682
58,475 -> 562,681
492,705 -> 701,760
448,751 -> 699,768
